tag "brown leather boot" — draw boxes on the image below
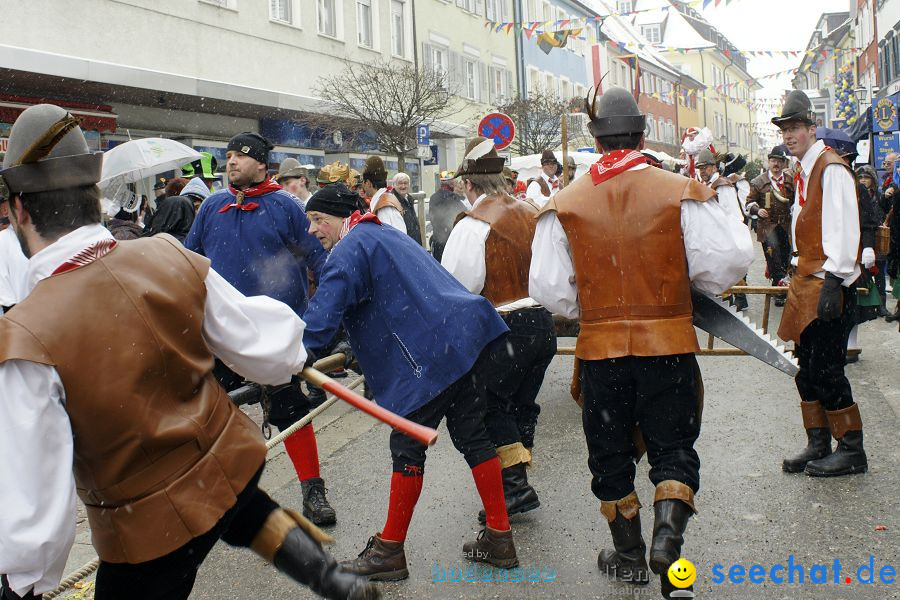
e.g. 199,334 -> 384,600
805,404 -> 868,477
462,527 -> 519,568
597,491 -> 650,585
250,508 -> 379,600
783,401 -> 832,473
340,534 -> 409,581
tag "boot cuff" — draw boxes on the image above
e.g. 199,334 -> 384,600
600,490 -> 642,523
826,404 -> 863,440
654,480 -> 697,514
251,508 -> 334,562
800,400 -> 828,429
496,442 -> 532,469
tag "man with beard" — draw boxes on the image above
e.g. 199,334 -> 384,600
184,132 -> 337,526
746,146 -> 795,304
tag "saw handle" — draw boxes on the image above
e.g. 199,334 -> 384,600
300,366 -> 438,447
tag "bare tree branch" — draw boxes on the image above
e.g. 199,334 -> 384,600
490,91 -> 573,156
298,61 -> 457,171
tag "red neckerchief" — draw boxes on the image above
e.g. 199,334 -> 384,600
339,210 -> 382,240
795,145 -> 832,208
589,150 -> 647,185
884,173 -> 894,190
219,178 -> 282,213
51,239 -> 118,276
548,176 -> 560,190
770,172 -> 784,192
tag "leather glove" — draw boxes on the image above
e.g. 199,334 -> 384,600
861,247 -> 876,269
303,347 -> 318,369
817,273 -> 844,321
333,340 -> 356,370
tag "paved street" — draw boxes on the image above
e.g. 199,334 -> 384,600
62,252 -> 900,600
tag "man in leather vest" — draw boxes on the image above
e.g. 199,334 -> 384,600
525,149 -> 561,207
529,87 -> 753,599
361,156 -> 421,243
441,137 -> 557,526
773,90 -> 868,477
746,146 -> 794,303
0,104 -> 377,600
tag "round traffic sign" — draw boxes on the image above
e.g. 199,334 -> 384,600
478,113 -> 516,150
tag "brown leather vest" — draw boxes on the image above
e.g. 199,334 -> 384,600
0,235 -> 267,564
373,189 -> 404,214
777,149 -> 859,343
748,170 -> 793,240
540,168 -> 714,360
463,194 -> 537,307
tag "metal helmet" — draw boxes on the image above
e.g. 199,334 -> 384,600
694,148 -> 717,168
0,104 -> 102,201
771,90 -> 816,127
584,85 -> 646,137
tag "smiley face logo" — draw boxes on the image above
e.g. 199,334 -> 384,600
668,558 -> 697,588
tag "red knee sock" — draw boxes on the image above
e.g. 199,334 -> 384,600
380,470 -> 424,542
283,424 -> 321,481
471,457 -> 510,531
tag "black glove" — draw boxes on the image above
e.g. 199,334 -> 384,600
303,347 -> 318,369
333,340 -> 356,369
817,273 -> 844,321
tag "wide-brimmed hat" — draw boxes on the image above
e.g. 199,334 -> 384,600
456,137 -> 505,176
771,90 -> 816,127
584,85 -> 646,137
276,157 -> 309,182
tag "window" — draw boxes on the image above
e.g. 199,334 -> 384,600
560,78 -> 572,101
647,112 -> 655,140
641,25 -> 660,44
317,0 -> 336,36
486,0 -> 506,22
201,0 -> 237,8
545,73 -> 556,97
464,58 -> 479,100
542,0 -> 551,22
524,0 -> 536,22
391,0 -> 406,57
528,67 -> 541,94
489,65 -> 512,103
617,0 -> 633,13
657,117 -> 665,142
357,0 -> 373,47
270,0 -> 292,22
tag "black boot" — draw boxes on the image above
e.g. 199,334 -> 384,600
478,463 -> 540,524
805,405 -> 868,477
302,477 -> 337,526
782,401 -> 832,473
307,384 -> 327,408
649,493 -> 694,599
340,534 -> 409,581
252,509 -> 379,600
597,511 -> 650,586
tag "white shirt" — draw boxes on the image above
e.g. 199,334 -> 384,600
708,172 -> 746,223
0,224 -> 308,596
791,140 -> 861,285
0,226 -> 29,312
529,163 -> 755,319
525,173 -> 559,208
370,188 -> 406,233
441,194 -> 538,313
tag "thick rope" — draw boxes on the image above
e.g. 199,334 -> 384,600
41,365 -> 363,599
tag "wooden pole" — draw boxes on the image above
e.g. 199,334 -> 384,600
561,113 -> 569,188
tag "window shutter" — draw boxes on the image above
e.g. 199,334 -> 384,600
504,69 -> 513,100
476,0 -> 485,16
480,62 -> 489,103
486,0 -> 495,21
423,42 -> 434,73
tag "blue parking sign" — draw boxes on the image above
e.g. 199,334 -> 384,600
416,124 -> 430,146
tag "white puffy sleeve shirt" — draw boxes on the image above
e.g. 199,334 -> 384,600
0,225 -> 308,596
529,164 -> 754,319
791,140 -> 861,285
370,189 -> 407,233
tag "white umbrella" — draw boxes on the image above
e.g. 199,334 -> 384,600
509,151 -> 603,182
100,138 -> 202,188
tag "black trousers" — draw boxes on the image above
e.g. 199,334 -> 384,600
214,360 -> 311,430
476,308 -> 556,449
581,354 -> 701,501
762,225 -> 791,283
390,338 -> 505,474
795,286 -> 857,412
93,467 -> 278,600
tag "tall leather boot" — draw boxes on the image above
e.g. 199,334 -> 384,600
597,491 -> 650,585
648,481 -> 696,599
340,534 -> 409,581
302,477 -> 337,526
251,508 -> 379,600
478,445 -> 540,524
805,404 -> 868,476
782,401 -> 832,473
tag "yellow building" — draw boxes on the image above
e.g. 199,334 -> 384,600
633,0 -> 762,160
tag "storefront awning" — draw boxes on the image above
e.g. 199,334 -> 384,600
0,95 -> 117,133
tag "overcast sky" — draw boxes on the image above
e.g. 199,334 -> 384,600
700,0 -> 851,97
